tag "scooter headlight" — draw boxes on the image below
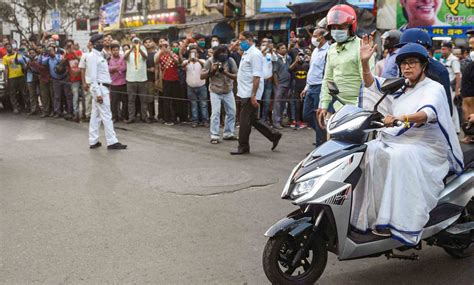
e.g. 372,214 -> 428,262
291,177 -> 318,199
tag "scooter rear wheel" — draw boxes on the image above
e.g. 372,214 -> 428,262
262,234 -> 327,284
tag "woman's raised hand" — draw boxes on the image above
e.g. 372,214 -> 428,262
360,34 -> 377,63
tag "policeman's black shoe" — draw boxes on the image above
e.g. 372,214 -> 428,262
230,148 -> 250,155
107,142 -> 127,150
89,142 -> 102,149
272,133 -> 282,151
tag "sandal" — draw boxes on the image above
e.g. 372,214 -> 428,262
371,228 -> 391,237
210,139 -> 220,144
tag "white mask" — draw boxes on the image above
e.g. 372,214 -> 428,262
470,51 -> 474,61
331,29 -> 349,43
311,37 -> 320,47
211,41 -> 219,48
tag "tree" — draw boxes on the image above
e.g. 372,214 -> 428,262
0,0 -> 94,41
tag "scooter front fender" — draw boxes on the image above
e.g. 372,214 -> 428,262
264,209 -> 313,238
264,216 -> 313,238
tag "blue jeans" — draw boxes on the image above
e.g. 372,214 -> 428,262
210,91 -> 236,140
70,81 -> 81,115
303,84 -> 326,146
260,79 -> 272,122
187,85 -> 209,123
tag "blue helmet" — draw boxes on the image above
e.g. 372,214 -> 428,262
396,28 -> 432,48
395,43 -> 429,66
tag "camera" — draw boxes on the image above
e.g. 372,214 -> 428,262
215,62 -> 223,73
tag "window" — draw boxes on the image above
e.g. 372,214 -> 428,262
207,0 -> 223,4
159,0 -> 167,9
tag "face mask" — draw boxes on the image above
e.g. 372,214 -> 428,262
331,29 -> 349,43
217,54 -> 228,62
311,37 -> 320,47
434,53 -> 442,60
12,43 -> 17,50
172,47 -> 179,53
470,51 -> 474,61
197,41 -> 205,48
298,40 -> 305,47
211,41 -> 219,48
94,44 -> 104,52
240,40 -> 250,51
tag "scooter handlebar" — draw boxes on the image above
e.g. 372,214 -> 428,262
393,119 -> 404,127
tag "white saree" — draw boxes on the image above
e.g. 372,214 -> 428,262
351,77 -> 464,245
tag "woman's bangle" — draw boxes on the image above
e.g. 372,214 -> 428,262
363,70 -> 372,75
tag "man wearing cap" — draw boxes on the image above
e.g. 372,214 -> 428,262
85,34 -> 126,150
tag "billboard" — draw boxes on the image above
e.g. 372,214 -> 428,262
99,0 -> 122,32
397,0 -> 474,37
260,0 -> 315,13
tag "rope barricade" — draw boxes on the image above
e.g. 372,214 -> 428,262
49,78 -> 307,103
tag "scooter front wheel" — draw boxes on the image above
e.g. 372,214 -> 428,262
262,234 -> 327,284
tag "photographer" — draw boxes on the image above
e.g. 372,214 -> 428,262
201,45 -> 238,144
64,40 -> 83,122
290,51 -> 309,129
182,46 -> 208,128
123,37 -> 148,124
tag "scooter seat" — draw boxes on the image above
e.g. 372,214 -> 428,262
461,143 -> 474,169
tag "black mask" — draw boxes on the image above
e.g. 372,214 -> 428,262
298,40 -> 305,47
216,54 -> 228,63
93,44 -> 104,52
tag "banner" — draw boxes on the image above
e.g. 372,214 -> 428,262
397,0 -> 474,38
99,0 -> 122,32
347,0 -> 375,9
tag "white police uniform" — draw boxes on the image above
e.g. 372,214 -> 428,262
85,48 -> 119,146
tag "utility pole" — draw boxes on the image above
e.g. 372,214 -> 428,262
142,0 -> 148,26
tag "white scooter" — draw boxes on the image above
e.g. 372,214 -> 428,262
262,78 -> 474,284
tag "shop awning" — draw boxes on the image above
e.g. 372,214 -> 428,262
177,14 -> 228,38
242,14 -> 292,32
287,0 -> 345,17
134,24 -> 174,34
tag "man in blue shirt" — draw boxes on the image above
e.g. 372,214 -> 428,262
381,30 -> 401,78
42,45 -> 72,119
301,28 -> 329,146
16,48 -> 41,115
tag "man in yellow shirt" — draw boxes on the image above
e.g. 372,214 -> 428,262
3,42 -> 26,113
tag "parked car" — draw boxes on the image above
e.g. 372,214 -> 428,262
0,62 -> 10,110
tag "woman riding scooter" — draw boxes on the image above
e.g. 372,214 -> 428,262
351,38 -> 464,244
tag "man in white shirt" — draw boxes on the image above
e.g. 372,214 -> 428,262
260,39 -> 276,123
85,34 -> 126,150
79,41 -> 93,122
124,37 -> 148,123
301,28 -> 329,146
231,31 -> 282,155
182,46 -> 208,127
440,41 -> 462,132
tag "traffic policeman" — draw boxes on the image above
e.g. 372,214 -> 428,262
85,34 -> 127,150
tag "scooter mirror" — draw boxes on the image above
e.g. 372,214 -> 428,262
381,77 -> 406,94
327,81 -> 339,96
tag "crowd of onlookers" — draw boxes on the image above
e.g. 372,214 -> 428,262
1,21 -> 473,145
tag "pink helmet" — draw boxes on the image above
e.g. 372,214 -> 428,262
327,4 -> 358,34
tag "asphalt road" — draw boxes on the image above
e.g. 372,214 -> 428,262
1,113 -> 473,284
